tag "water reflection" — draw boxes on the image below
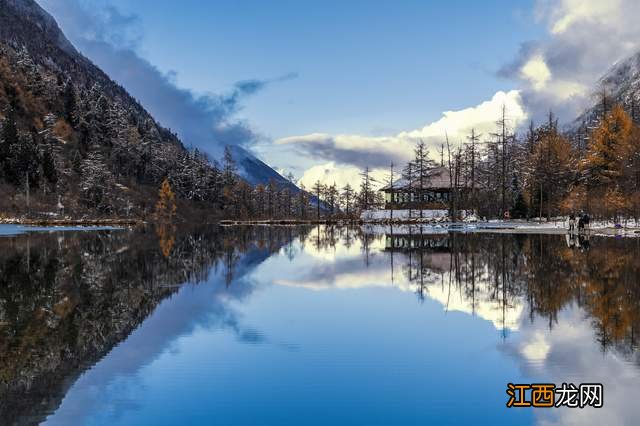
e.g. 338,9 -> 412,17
0,225 -> 308,425
0,225 -> 639,425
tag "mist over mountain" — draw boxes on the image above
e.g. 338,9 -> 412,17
0,0 -> 299,219
571,50 -> 640,131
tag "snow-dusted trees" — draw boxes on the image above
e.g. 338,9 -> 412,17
463,128 -> 480,213
40,145 -> 57,187
312,180 -> 324,220
341,183 -> 355,217
324,183 -> 339,217
401,161 -> 416,219
413,140 -> 435,218
295,183 -> 310,219
0,105 -> 41,189
358,166 -> 375,211
384,163 -> 395,220
80,151 -> 115,213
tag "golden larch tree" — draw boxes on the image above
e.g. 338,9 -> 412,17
155,177 -> 177,221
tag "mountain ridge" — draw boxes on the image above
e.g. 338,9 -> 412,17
228,145 -> 298,192
571,49 -> 640,132
0,0 -> 302,219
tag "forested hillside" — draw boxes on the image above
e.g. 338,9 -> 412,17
0,0 -> 244,220
0,0 -> 317,221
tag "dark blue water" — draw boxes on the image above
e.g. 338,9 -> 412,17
1,225 -> 638,425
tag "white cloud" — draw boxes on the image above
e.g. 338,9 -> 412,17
520,54 -> 551,91
281,90 -> 526,188
506,305 -> 640,426
297,162 -> 359,189
297,161 -> 387,190
399,90 -> 526,144
536,0 -> 621,35
505,0 -> 640,121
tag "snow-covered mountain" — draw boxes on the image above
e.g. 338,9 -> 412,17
227,145 -> 300,192
572,50 -> 640,130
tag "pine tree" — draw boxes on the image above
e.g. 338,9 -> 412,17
402,161 -> 416,219
80,152 -> 114,212
296,183 -> 309,219
413,139 -> 434,218
341,183 -> 355,217
41,145 -> 58,185
5,133 -> 40,187
222,146 -> 237,187
313,180 -> 324,220
465,129 -> 480,210
62,83 -> 78,128
0,107 -> 19,180
358,166 -> 377,211
325,183 -> 338,217
385,162 -> 395,220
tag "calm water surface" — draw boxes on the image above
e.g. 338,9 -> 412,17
0,225 -> 639,425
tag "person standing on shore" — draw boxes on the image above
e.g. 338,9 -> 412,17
568,212 -> 576,233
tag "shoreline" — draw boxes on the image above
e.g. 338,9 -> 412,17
0,218 -> 142,226
2,218 -> 637,237
219,218 -> 640,236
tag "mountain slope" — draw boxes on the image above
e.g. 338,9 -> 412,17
572,50 -> 640,130
227,145 -> 299,192
0,0 -> 304,220
0,0 -> 253,220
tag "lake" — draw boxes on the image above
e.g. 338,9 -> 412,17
0,224 -> 639,425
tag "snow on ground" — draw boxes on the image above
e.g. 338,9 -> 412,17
360,209 -> 472,221
360,210 -> 640,237
0,224 -> 124,236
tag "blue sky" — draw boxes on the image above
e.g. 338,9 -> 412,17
41,0 -> 640,187
108,0 -> 541,139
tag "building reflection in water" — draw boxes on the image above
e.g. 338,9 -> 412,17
1,224 -> 639,425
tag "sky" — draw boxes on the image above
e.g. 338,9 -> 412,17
38,0 -> 640,188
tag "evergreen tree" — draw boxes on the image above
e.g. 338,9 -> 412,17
5,133 -> 40,187
341,183 -> 355,217
313,180 -> 324,220
62,83 -> 78,128
402,161 -> 416,218
413,139 -> 434,218
222,146 -> 237,187
80,152 -> 114,213
0,107 -> 19,180
359,166 -> 374,211
41,145 -> 58,185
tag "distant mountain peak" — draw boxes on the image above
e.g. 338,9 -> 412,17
227,145 -> 300,192
0,0 -> 78,55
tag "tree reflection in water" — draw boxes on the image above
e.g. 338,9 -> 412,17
0,225 -> 311,425
0,225 -> 638,424
306,225 -> 640,352
379,227 -> 640,352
